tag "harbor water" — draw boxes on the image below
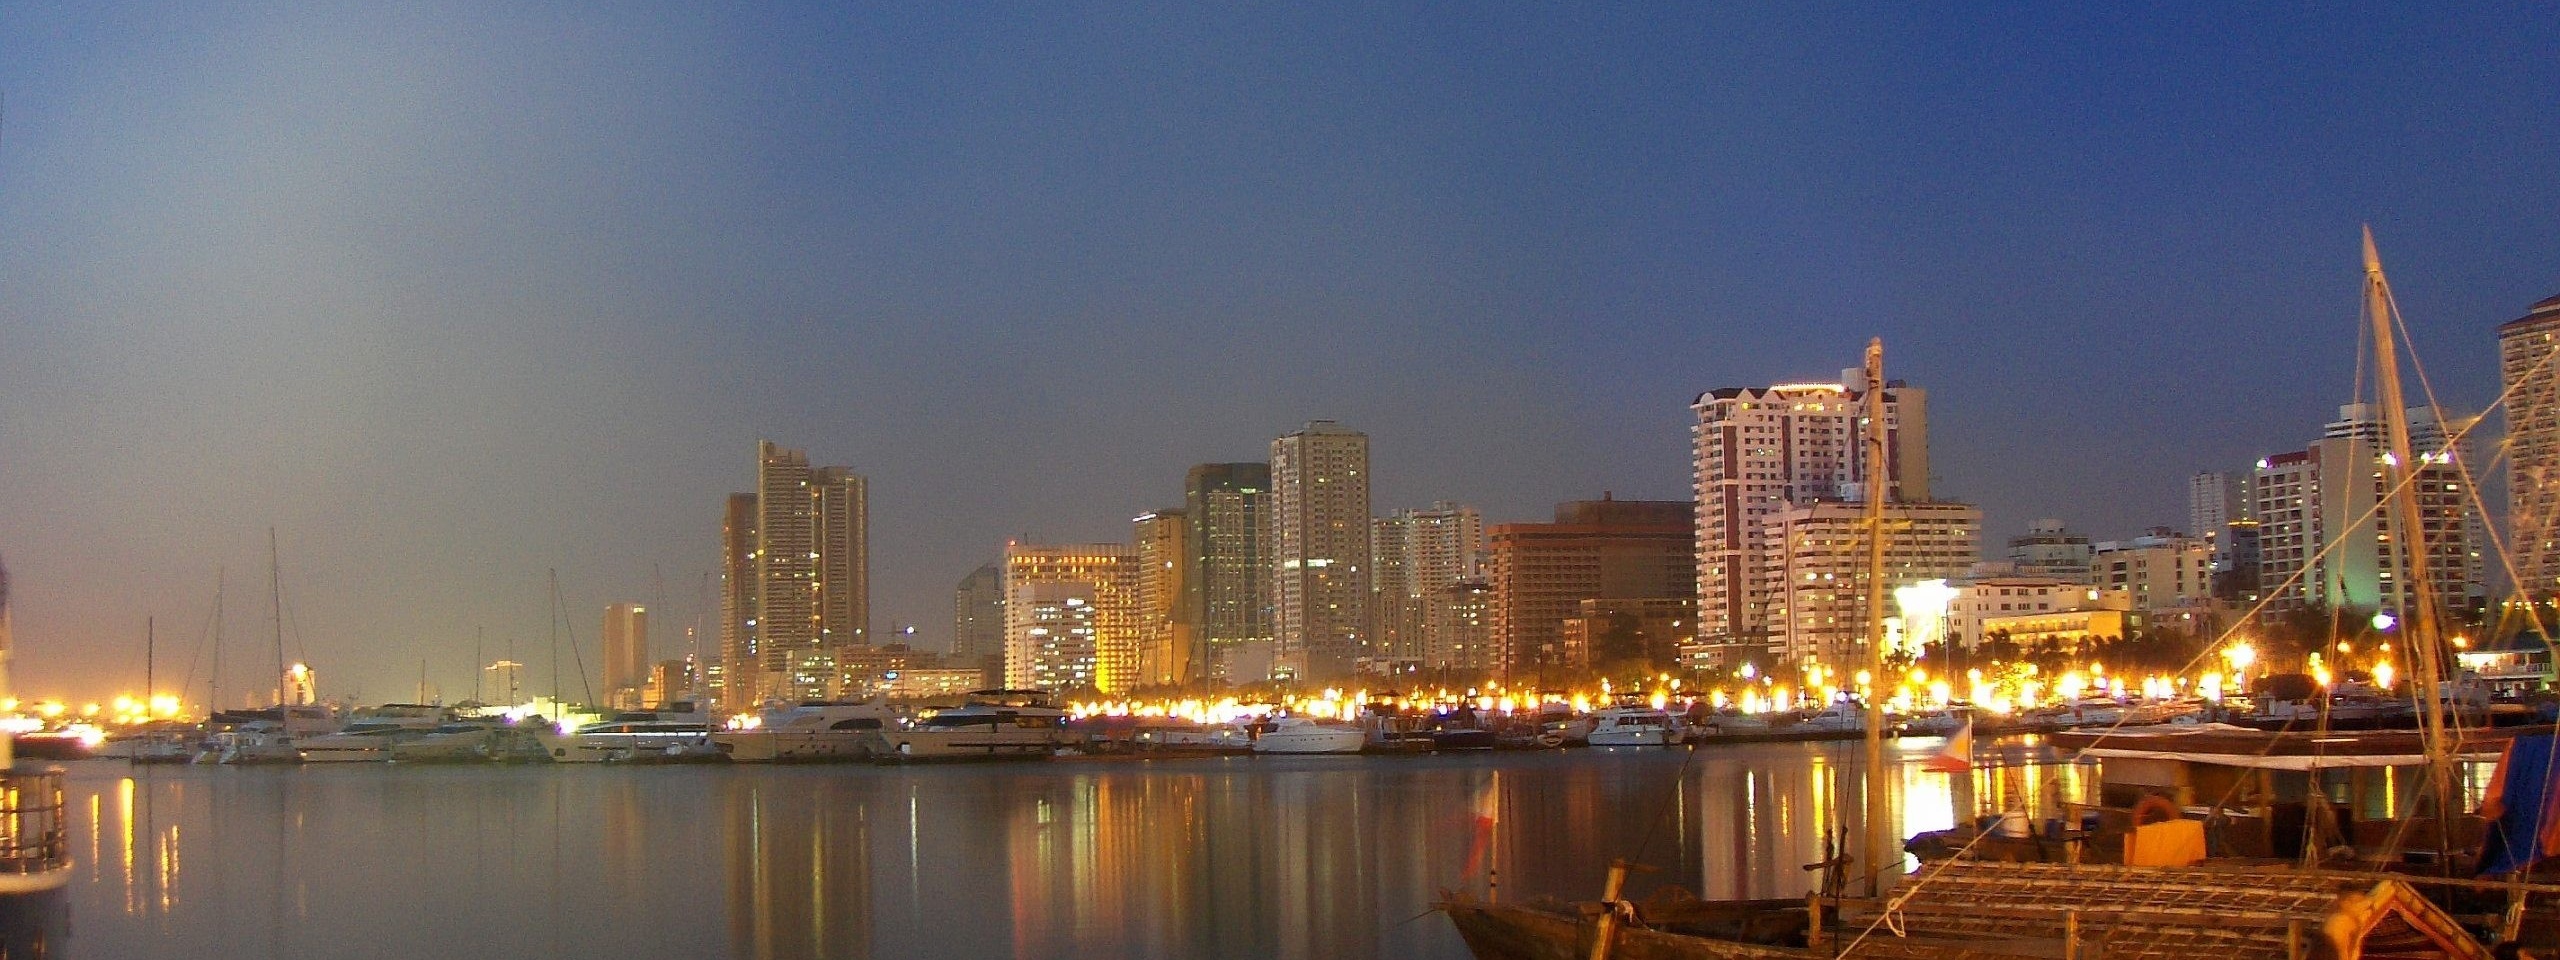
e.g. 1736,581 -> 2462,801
46,739 -> 2082,959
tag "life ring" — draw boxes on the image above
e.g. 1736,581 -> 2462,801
2131,794 -> 2182,826
1536,733 -> 1566,748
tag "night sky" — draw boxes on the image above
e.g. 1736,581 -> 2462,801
2,3 -> 2554,704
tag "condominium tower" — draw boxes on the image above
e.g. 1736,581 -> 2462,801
602,602 -> 649,711
2501,293 -> 2560,601
1269,422 -> 1370,682
1371,501 -> 1483,672
718,441 -> 871,707
1002,542 -> 1139,693
1183,463 -> 1271,682
1691,372 -> 1928,647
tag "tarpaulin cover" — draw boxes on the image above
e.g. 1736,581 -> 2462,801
2476,733 -> 2560,876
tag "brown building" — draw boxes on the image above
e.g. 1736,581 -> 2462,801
1488,496 -> 1695,675
1559,597 -> 1696,672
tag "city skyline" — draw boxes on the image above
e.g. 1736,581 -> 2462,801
2,5 -> 2556,702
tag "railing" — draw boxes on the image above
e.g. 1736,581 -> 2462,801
0,766 -> 68,877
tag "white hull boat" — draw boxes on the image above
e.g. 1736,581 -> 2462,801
1249,717 -> 1366,754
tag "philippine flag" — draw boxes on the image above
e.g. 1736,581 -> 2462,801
1924,720 -> 1974,774
1463,774 -> 1499,876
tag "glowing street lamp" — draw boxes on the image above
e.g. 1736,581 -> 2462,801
2222,642 -> 2257,675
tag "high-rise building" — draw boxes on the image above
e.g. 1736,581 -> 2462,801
718,441 -> 871,707
716,492 -> 758,708
2189,472 -> 2251,573
1269,421 -> 1371,681
2091,529 -> 2215,619
952,562 -> 1005,660
1370,501 -> 1483,674
1761,500 -> 1981,666
2251,404 -> 2484,616
1486,497 -> 1694,674
1132,509 -> 1195,688
1438,578 -> 1496,672
1002,543 -> 1139,692
2503,294 -> 2560,601
813,466 -> 870,661
602,602 -> 649,710
1691,372 -> 1928,646
1183,463 -> 1271,683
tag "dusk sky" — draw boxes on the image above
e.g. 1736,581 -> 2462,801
2,3 -> 2554,705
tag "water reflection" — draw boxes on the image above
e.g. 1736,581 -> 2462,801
60,740 -> 2097,960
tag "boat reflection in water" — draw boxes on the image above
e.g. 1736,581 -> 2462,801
57,738 -> 2077,959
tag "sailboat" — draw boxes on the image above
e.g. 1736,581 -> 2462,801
211,530 -> 337,764
1443,334 -> 2511,959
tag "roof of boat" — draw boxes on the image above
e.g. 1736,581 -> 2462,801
1887,861 -> 2493,960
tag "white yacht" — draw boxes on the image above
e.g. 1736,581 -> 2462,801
389,722 -> 501,763
207,705 -> 343,764
714,700 -> 898,762
1788,701 -> 1868,734
548,703 -> 722,763
1584,706 -> 1684,746
877,691 -> 1071,760
298,705 -> 449,762
1248,716 -> 1367,754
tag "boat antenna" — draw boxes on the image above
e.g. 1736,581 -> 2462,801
1859,337 -> 1895,897
2362,227 -> 2458,859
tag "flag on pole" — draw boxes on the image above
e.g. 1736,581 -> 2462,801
1924,719 -> 1974,774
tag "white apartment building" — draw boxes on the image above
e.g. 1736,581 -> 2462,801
1270,421 -> 1371,681
1761,499 -> 1979,666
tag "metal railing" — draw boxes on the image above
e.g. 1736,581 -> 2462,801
0,766 -> 67,876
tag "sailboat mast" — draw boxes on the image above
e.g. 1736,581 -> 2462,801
2361,227 -> 2458,850
145,617 -> 155,717
1860,337 -> 1894,896
548,569 -> 561,705
269,528 -> 286,706
211,568 -> 224,713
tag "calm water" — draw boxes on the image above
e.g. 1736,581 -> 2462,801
41,739 -> 2083,959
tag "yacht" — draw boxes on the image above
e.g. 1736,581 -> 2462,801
389,721 -> 502,763
207,704 -> 342,764
714,700 -> 898,762
548,704 -> 722,763
877,691 -> 1071,760
1249,716 -> 1368,754
298,705 -> 449,762
1583,705 -> 1684,746
1788,700 -> 1868,734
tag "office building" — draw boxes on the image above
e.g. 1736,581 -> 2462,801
1132,509 -> 1195,688
2006,519 -> 2094,582
1692,371 -> 1928,646
1487,497 -> 1693,674
1269,421 -> 1370,681
716,493 -> 757,708
718,441 -> 871,707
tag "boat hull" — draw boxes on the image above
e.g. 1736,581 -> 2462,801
713,730 -> 881,763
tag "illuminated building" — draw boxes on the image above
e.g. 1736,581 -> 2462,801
1978,608 -> 2133,653
717,442 -> 871,706
1183,462 -> 1271,682
1002,543 -> 1138,692
1132,509 -> 1195,687
1691,372 -> 1928,647
1370,501 -> 1483,675
2250,404 -> 2484,616
1269,421 -> 1370,682
641,659 -> 691,709
1437,578 -> 1495,672
1761,500 -> 1980,666
873,666 -> 988,700
2500,293 -> 2560,601
951,561 -> 1004,660
1487,496 -> 1692,673
2190,470 -> 2254,581
2090,529 -> 2214,624
1944,578 -> 2126,650
601,602 -> 649,710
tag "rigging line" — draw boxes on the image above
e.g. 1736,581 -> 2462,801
174,576 -> 220,705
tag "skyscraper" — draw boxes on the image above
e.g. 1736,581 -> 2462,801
716,492 -> 758,708
2501,293 -> 2560,601
952,562 -> 1004,660
719,441 -> 871,707
1691,372 -> 1927,647
1371,501 -> 1482,673
1268,421 -> 1370,682
1183,462 -> 1271,683
1002,543 -> 1139,692
1132,509 -> 1194,688
602,602 -> 649,710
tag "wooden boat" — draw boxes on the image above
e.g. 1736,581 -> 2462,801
1442,859 -> 2497,960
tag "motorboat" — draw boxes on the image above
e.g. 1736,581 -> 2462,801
546,705 -> 722,763
1130,722 -> 1254,754
1248,716 -> 1367,754
714,700 -> 898,762
1785,701 -> 1866,735
877,690 -> 1072,760
298,705 -> 448,762
1584,705 -> 1684,746
208,720 -> 304,765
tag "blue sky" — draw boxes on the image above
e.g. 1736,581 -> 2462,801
2,2 -> 2554,703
